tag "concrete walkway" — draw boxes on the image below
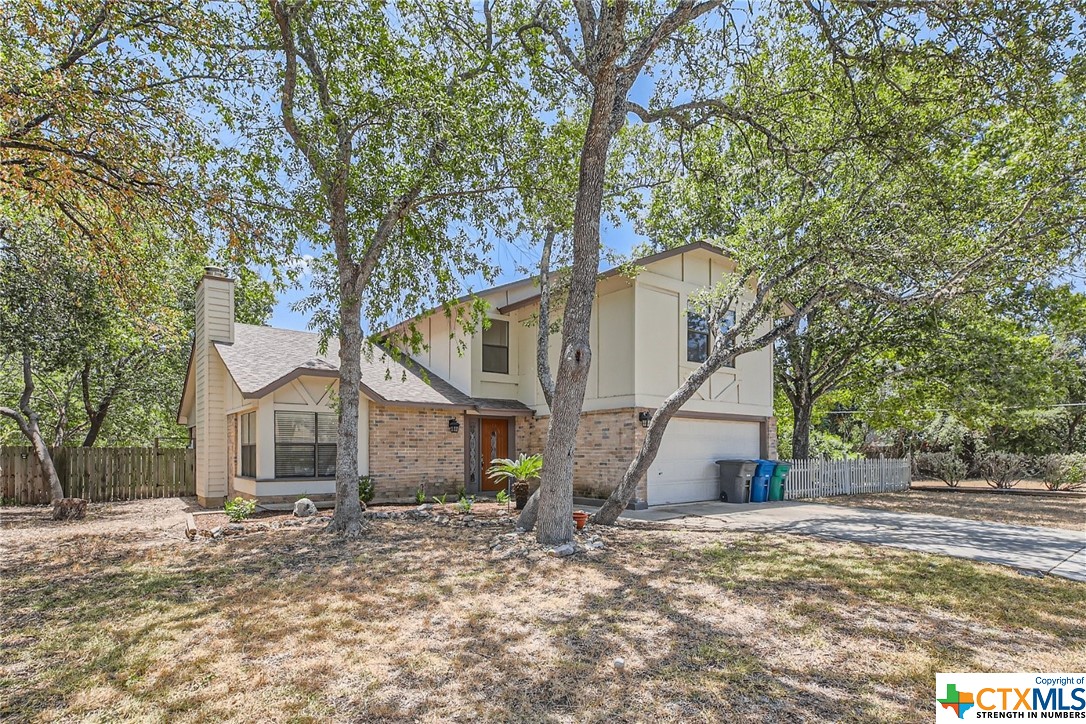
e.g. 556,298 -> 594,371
607,501 -> 1086,582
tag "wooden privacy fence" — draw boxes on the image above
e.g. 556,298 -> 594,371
0,446 -> 195,505
783,458 -> 910,500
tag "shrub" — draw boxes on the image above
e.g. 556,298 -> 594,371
914,451 -> 967,487
487,453 -> 543,510
224,496 -> 256,522
495,488 -> 509,505
1039,453 -> 1086,491
358,475 -> 375,503
414,486 -> 426,505
432,493 -> 447,508
977,452 -> 1029,489
456,495 -> 475,513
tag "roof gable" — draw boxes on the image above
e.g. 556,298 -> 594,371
212,324 -> 528,413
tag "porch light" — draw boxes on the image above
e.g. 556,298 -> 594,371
638,411 -> 652,428
448,418 -> 461,433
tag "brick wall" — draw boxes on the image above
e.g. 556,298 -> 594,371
766,416 -> 778,460
516,408 -> 648,504
368,406 -> 466,501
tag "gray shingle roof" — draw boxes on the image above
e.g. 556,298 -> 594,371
215,324 -> 530,413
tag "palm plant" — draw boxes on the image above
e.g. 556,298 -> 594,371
487,453 -> 543,510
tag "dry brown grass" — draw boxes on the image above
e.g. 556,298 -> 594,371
1,499 -> 1083,723
814,490 -> 1086,531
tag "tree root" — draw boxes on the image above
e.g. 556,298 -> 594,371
325,514 -> 368,538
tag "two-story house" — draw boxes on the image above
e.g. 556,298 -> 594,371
177,241 -> 777,509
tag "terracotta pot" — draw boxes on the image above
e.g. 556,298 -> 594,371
572,510 -> 589,530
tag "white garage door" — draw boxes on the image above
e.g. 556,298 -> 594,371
647,419 -> 761,505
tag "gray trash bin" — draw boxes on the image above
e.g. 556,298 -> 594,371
716,459 -> 757,503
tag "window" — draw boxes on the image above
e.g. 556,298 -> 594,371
687,310 -> 710,363
481,319 -> 509,374
274,411 -> 337,478
687,308 -> 738,366
239,412 -> 255,477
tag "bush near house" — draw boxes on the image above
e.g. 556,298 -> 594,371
224,497 -> 256,522
358,476 -> 375,503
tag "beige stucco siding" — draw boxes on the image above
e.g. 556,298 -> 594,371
632,252 -> 774,417
402,247 -> 773,419
407,312 -> 472,395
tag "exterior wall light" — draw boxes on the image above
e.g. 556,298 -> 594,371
638,411 -> 652,428
448,418 -> 461,433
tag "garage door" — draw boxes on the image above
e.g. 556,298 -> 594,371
647,418 -> 761,505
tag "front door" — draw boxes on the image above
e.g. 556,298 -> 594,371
479,418 -> 510,491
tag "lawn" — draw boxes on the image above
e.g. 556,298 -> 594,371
814,489 -> 1085,531
1,499 -> 1083,723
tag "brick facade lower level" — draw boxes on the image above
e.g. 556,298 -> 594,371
516,408 -> 649,505
368,405 -> 466,502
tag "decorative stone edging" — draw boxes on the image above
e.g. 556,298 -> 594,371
190,503 -> 612,560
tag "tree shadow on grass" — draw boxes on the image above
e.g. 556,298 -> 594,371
2,522 -> 1082,722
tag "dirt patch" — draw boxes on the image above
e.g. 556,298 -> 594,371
1,497 -> 1082,722
813,489 -> 1085,530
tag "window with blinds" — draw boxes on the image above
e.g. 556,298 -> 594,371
274,411 -> 337,478
239,412 -> 255,477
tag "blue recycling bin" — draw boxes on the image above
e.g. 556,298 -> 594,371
754,459 -> 777,477
750,474 -> 770,503
749,459 -> 776,503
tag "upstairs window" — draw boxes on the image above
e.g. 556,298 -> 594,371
687,311 -> 710,363
687,308 -> 738,366
239,412 -> 255,477
481,319 -> 509,374
274,411 -> 337,478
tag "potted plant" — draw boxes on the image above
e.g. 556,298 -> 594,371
487,453 -> 543,510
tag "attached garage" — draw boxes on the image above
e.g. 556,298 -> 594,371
646,418 -> 762,505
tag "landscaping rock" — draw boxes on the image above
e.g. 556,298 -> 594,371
614,658 -> 626,672
549,543 -> 577,558
293,498 -> 317,517
417,503 -> 433,512
210,526 -> 223,539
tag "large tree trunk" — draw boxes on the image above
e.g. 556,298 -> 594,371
534,79 -> 621,545
26,414 -> 64,502
1,353 -> 65,501
328,284 -> 365,536
791,394 -> 814,460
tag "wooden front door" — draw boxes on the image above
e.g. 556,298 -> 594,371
480,418 -> 509,491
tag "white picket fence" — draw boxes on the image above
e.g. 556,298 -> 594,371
782,458 -> 910,500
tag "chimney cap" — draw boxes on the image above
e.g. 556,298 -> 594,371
203,265 -> 228,278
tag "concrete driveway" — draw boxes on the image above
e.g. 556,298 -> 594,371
611,500 -> 1086,582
